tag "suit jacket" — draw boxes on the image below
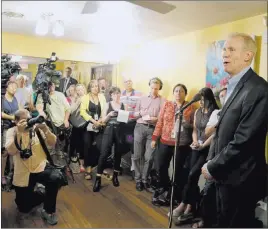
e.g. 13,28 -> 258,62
207,68 -> 268,199
58,77 -> 78,95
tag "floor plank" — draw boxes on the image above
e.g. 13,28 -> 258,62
2,173 -> 191,228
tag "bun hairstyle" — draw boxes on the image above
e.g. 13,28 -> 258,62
148,77 -> 163,90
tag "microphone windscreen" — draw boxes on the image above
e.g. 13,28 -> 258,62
193,93 -> 202,102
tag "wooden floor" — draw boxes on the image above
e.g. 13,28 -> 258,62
1,172 -> 192,228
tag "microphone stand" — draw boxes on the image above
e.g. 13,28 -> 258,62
168,109 -> 184,228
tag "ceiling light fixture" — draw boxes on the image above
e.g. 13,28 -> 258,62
35,14 -> 50,36
52,20 -> 64,37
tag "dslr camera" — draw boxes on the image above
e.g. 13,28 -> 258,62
15,116 -> 46,159
27,115 -> 46,129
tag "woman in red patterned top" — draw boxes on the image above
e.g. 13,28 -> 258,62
151,84 -> 196,206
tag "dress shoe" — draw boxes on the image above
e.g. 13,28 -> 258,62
143,183 -> 154,193
112,171 -> 120,187
93,176 -> 101,192
136,182 -> 144,191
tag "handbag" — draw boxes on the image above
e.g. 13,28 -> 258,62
35,129 -> 68,188
69,102 -> 87,128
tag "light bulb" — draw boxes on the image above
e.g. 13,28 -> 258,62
52,20 -> 64,37
35,16 -> 49,35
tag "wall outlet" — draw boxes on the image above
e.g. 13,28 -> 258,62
258,201 -> 267,211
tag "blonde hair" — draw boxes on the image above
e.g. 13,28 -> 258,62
16,74 -> 28,81
87,80 -> 99,93
75,84 -> 86,94
228,32 -> 257,56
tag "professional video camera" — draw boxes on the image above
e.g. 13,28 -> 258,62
1,54 -> 22,95
32,52 -> 62,110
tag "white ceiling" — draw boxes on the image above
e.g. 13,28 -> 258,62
2,1 -> 267,45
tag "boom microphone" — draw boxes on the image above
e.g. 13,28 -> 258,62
175,93 -> 201,115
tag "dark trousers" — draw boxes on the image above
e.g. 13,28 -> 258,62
83,130 -> 98,167
154,143 -> 191,198
216,183 -> 259,228
14,166 -> 59,214
199,180 -> 217,227
97,124 -> 122,174
69,127 -> 84,159
182,148 -> 209,207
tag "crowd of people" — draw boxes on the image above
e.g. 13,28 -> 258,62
1,32 -> 268,228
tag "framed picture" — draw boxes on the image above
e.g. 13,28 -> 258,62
91,64 -> 113,89
205,40 -> 229,95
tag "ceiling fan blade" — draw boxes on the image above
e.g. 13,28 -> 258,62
127,1 -> 176,14
81,1 -> 99,14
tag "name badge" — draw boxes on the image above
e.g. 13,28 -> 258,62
171,120 -> 183,139
94,114 -> 99,121
171,130 -> 176,139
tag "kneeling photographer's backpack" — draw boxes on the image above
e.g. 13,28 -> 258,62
35,129 -> 68,188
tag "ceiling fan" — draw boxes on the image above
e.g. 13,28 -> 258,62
81,1 -> 176,15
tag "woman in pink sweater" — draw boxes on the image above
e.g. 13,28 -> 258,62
151,84 -> 196,206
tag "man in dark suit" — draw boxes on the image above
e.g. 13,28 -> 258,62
58,67 -> 78,96
202,32 -> 268,228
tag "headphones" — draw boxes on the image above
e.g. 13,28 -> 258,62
148,77 -> 163,90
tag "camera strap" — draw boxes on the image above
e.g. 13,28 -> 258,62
14,130 -> 33,152
35,129 -> 55,166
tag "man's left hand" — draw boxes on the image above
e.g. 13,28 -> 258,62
64,120 -> 70,128
201,162 -> 214,180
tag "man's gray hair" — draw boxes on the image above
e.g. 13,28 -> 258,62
228,32 -> 257,56
14,109 -> 30,122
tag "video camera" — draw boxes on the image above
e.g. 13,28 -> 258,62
1,54 -> 22,95
32,52 -> 62,109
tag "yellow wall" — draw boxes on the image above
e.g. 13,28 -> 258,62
117,14 -> 267,100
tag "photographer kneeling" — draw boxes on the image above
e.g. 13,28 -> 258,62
5,109 -> 60,225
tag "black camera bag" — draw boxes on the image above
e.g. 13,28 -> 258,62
35,129 -> 68,188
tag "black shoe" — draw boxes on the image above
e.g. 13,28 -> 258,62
131,171 -> 135,180
136,182 -> 144,191
112,171 -> 120,187
143,183 -> 154,193
93,176 -> 101,192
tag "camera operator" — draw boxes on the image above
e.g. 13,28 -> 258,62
5,109 -> 59,225
1,81 -> 19,188
36,82 -> 71,157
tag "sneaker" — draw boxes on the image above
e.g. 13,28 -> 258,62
167,207 -> 184,218
41,209 -> 58,225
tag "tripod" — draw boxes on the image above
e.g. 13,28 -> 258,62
168,109 -> 184,228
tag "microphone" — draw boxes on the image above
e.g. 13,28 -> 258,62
175,93 -> 201,115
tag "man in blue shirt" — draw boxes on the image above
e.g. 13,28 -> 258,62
1,81 -> 19,189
